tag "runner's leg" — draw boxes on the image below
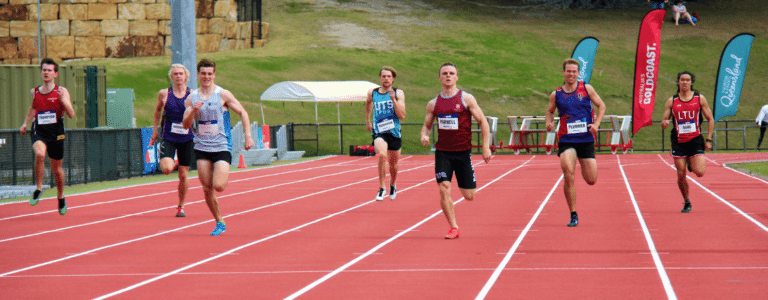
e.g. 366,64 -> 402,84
373,138 -> 388,189
689,155 -> 706,177
32,141 -> 47,191
673,157 -> 689,199
50,158 -> 65,199
560,149 -> 578,213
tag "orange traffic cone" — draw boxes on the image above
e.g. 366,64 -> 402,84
237,154 -> 246,169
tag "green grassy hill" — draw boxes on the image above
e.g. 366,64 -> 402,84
68,0 -> 767,154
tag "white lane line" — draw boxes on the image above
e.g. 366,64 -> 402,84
620,155 -> 677,300
0,157 -> 368,221
0,163 -> 379,243
0,155 -> 339,207
93,164 -> 436,300
657,154 -> 768,232
9,266 -> 768,278
0,162 -> 432,278
285,156 -> 536,300
475,173 -> 562,300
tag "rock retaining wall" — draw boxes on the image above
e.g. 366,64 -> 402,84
0,0 -> 269,64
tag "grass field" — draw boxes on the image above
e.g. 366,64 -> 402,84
730,160 -> 768,178
64,0 -> 767,154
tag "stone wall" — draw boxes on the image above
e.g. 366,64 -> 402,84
0,0 -> 269,64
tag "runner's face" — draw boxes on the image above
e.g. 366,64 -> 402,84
41,64 -> 57,82
439,66 -> 458,86
198,67 -> 215,88
170,68 -> 187,86
678,74 -> 692,92
563,64 -> 579,84
380,70 -> 394,87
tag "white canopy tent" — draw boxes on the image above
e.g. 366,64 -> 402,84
259,81 -> 379,125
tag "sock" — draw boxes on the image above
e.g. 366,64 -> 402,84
684,197 -> 690,203
570,211 -> 577,217
58,198 -> 66,209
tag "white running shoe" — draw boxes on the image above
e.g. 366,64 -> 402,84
375,188 -> 385,201
389,185 -> 396,200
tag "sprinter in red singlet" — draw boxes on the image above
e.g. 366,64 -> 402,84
546,58 -> 606,227
661,71 -> 714,213
19,58 -> 75,215
151,64 -> 195,217
420,63 -> 491,239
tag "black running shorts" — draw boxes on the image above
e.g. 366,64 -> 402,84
159,139 -> 194,167
435,149 -> 476,189
557,142 -> 595,159
195,150 -> 232,164
372,133 -> 402,151
671,135 -> 705,158
30,135 -> 64,160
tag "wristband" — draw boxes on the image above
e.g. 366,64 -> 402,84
706,139 -> 712,143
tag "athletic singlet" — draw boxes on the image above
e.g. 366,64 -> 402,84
434,90 -> 472,152
371,88 -> 401,138
671,92 -> 702,143
556,81 -> 594,143
32,85 -> 65,140
191,86 -> 232,153
160,87 -> 194,143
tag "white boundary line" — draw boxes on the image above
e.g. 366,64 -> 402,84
0,156 -> 369,221
0,162 -> 381,243
0,155 -> 338,207
93,163 -> 436,300
657,154 -> 768,232
284,156 -> 536,300
0,162 -> 432,277
618,155 -> 677,299
475,173 -> 561,300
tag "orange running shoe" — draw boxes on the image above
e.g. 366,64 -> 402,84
445,228 -> 460,239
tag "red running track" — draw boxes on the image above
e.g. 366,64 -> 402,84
0,153 -> 766,299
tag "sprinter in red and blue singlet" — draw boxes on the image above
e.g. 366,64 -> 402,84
546,58 -> 606,227
420,63 -> 492,239
151,64 -> 196,218
661,71 -> 714,213
20,58 -> 75,215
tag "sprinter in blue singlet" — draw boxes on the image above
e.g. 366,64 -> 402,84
365,66 -> 405,201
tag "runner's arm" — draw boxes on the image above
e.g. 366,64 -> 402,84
420,99 -> 436,147
151,89 -> 167,145
466,93 -> 491,162
393,89 -> 406,120
222,90 -> 254,150
58,86 -> 75,119
182,96 -> 199,130
660,97 -> 674,129
20,89 -> 36,135
545,91 -> 557,132
586,84 -> 606,134
365,89 -> 374,132
699,95 -> 715,142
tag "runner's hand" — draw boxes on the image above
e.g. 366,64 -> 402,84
546,122 -> 553,132
483,147 -> 491,163
366,121 -> 372,132
588,123 -> 599,135
150,130 -> 158,146
244,137 -> 254,151
193,100 -> 204,111
421,135 -> 429,147
20,124 -> 26,135
661,120 -> 670,129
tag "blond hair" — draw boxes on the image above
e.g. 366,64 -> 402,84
168,64 -> 190,84
380,66 -> 397,78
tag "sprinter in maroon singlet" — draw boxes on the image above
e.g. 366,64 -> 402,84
151,64 -> 195,217
420,63 -> 491,239
661,71 -> 714,213
20,58 -> 75,215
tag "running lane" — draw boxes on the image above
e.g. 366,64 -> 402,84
621,154 -> 768,299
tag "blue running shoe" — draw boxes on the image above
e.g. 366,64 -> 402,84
567,214 -> 578,227
58,198 -> 67,216
30,189 -> 42,206
210,221 -> 226,236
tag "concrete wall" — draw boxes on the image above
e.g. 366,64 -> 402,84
0,0 -> 269,64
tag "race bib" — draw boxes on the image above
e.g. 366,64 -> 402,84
170,122 -> 189,135
37,110 -> 57,125
377,119 -> 395,132
567,121 -> 588,134
198,120 -> 218,136
437,114 -> 459,130
677,122 -> 696,134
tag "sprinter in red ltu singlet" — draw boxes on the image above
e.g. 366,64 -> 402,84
546,58 -> 605,227
661,71 -> 714,213
20,58 -> 75,215
420,62 -> 491,239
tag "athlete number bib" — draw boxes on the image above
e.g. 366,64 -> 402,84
677,121 -> 696,134
37,110 -> 57,125
437,114 -> 459,130
198,120 -> 218,136
567,121 -> 588,134
170,122 -> 189,135
377,119 -> 395,132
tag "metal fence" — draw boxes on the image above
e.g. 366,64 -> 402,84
287,119 -> 763,156
0,128 -> 144,187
